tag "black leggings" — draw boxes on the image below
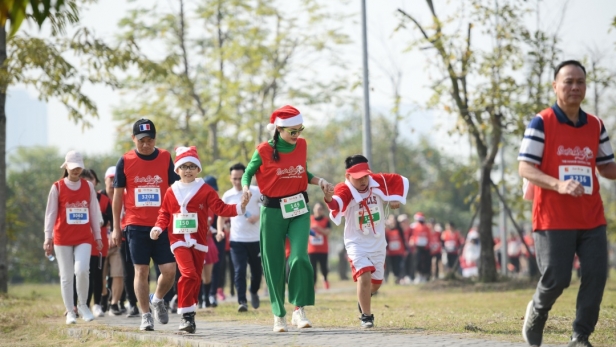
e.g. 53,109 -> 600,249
309,253 -> 328,284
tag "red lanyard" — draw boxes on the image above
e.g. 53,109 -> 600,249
359,189 -> 377,234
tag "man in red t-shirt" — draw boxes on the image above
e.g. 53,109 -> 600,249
518,60 -> 616,347
111,119 -> 180,331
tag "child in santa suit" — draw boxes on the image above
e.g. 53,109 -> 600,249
324,155 -> 409,328
150,146 -> 248,333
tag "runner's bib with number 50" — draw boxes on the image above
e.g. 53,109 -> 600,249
66,207 -> 89,225
280,193 -> 308,219
173,213 -> 198,234
559,165 -> 592,194
135,187 -> 161,207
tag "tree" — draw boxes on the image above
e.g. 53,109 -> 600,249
397,0 -> 534,282
0,0 -> 120,292
110,0 -> 350,180
0,0 -> 73,294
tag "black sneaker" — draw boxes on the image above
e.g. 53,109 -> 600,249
238,302 -> 248,312
100,294 -> 109,312
568,334 -> 593,347
522,300 -> 548,346
360,313 -> 374,328
179,312 -> 196,333
108,304 -> 122,316
250,293 -> 260,309
119,302 -> 127,314
127,305 -> 140,318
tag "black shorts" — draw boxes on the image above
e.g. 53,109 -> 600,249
126,225 -> 176,266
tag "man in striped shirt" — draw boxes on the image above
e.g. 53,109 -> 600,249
518,60 -> 615,347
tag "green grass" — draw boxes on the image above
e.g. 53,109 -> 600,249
1,271 -> 615,346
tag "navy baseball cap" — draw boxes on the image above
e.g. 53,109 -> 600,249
204,175 -> 218,191
133,118 -> 156,140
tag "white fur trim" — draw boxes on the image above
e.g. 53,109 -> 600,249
274,113 -> 303,127
170,241 -> 208,253
329,195 -> 344,226
267,123 -> 276,131
177,304 -> 196,314
174,157 -> 202,173
371,176 -> 409,203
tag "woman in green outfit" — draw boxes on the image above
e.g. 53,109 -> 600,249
241,105 -> 333,332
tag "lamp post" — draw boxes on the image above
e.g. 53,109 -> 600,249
361,0 -> 372,163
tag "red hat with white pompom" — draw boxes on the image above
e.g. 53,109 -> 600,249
174,146 -> 202,173
266,105 -> 304,131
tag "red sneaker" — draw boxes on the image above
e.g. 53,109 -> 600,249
323,280 -> 330,290
217,288 -> 226,301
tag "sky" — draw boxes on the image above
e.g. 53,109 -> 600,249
10,0 -> 616,156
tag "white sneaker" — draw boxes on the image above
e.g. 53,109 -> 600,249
66,311 -> 77,324
272,315 -> 288,332
77,304 -> 95,322
291,307 -> 312,328
92,304 -> 104,318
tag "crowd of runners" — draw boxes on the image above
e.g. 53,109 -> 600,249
43,60 -> 613,347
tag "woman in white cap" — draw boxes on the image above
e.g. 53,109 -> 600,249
43,150 -> 103,324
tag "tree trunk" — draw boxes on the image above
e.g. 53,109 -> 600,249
0,24 -> 8,293
478,161 -> 497,282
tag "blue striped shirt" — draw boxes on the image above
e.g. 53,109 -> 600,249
517,104 -> 614,166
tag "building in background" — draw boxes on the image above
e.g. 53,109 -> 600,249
6,89 -> 48,154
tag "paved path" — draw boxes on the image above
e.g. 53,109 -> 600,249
66,313 -> 561,347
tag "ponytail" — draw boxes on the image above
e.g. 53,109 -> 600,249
272,129 -> 280,162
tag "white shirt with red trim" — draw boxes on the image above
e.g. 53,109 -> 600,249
327,174 -> 409,256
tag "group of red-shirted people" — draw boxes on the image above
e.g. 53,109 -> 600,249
42,59 -> 614,345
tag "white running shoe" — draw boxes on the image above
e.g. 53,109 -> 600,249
291,307 -> 312,328
92,304 -> 104,318
77,304 -> 95,322
66,311 -> 77,325
272,315 -> 288,332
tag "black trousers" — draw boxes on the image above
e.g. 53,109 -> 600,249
120,239 -> 137,306
309,252 -> 329,285
532,226 -> 608,336
230,241 -> 263,304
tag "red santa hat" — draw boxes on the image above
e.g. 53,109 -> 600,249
414,212 -> 425,222
174,146 -> 202,173
266,105 -> 304,131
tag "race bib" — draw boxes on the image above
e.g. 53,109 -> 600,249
280,193 -> 308,219
173,213 -> 198,234
66,207 -> 89,225
135,187 -> 161,207
559,165 -> 592,195
444,240 -> 457,252
356,206 -> 381,235
416,236 -> 428,247
310,235 -> 324,246
389,240 -> 401,251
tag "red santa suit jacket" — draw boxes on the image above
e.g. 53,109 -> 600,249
155,178 -> 242,253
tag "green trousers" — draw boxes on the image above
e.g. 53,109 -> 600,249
260,206 -> 315,317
